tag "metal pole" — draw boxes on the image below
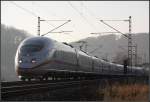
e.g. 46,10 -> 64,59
38,16 -> 40,36
132,45 -> 136,66
135,44 -> 137,66
98,17 -> 133,70
128,16 -> 132,70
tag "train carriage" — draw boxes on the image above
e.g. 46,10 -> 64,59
15,36 -> 148,81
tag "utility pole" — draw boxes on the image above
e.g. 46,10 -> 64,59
128,16 -> 132,70
38,16 -> 40,36
37,16 -> 71,36
96,16 -> 134,69
132,44 -> 137,66
37,16 -> 45,36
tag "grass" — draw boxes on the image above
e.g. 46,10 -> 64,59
98,83 -> 149,102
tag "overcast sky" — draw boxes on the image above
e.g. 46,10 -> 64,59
1,1 -> 149,42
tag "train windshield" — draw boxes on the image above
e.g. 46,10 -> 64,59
21,45 -> 43,52
20,41 -> 45,54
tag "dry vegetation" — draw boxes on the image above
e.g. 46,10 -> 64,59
98,83 -> 149,102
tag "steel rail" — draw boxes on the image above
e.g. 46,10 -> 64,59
1,79 -> 97,99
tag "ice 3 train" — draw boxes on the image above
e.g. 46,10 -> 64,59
15,37 -> 148,81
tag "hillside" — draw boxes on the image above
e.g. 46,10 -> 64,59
1,24 -> 32,81
70,33 -> 149,65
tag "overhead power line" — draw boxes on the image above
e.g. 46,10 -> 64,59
81,2 -> 100,31
67,1 -> 96,31
41,20 -> 71,36
10,1 -> 54,28
40,17 -> 55,27
100,20 -> 129,38
10,1 -> 55,28
99,20 -> 129,21
10,1 -> 38,18
31,2 -> 56,28
91,32 -> 121,35
9,1 -> 66,36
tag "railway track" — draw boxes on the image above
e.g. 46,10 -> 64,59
1,79 -> 98,99
2,80 -> 70,87
2,75 -> 148,100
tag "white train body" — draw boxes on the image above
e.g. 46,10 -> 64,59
15,37 -> 146,80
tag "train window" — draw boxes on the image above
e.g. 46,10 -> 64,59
53,50 -> 62,59
62,51 -> 77,64
92,58 -> 100,72
54,50 -> 77,65
20,44 -> 43,53
79,55 -> 92,68
94,59 -> 99,68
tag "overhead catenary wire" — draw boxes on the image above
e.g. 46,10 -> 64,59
98,20 -> 129,21
10,1 -> 71,36
30,2 -> 73,36
40,18 -> 55,28
31,2 -> 57,28
41,20 -> 71,36
10,1 -> 54,27
100,20 -> 129,38
80,2 -> 100,32
10,1 -> 38,18
34,2 -> 74,31
67,1 -> 96,31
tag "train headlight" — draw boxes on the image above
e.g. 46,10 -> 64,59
18,76 -> 22,79
31,60 -> 36,63
19,60 -> 22,63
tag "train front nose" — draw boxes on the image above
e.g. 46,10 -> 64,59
15,37 -> 52,77
18,54 -> 42,69
18,42 -> 45,68
15,37 -> 53,78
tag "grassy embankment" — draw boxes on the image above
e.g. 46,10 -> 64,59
97,83 -> 149,102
